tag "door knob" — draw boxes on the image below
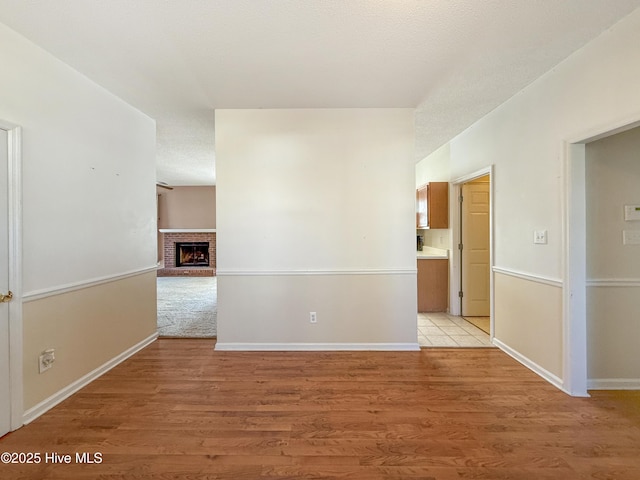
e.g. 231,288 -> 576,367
0,291 -> 12,303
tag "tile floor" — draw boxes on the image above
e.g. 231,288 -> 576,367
418,312 -> 493,347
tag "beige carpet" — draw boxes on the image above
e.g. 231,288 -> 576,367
157,276 -> 217,338
463,316 -> 490,334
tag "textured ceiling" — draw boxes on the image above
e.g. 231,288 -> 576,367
1,0 -> 639,185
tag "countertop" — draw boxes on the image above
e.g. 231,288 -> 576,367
417,246 -> 449,259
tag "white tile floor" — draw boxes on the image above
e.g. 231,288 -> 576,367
418,312 -> 493,347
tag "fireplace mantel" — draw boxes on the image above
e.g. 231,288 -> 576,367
159,229 -> 216,233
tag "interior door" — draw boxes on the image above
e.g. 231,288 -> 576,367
461,178 -> 490,316
1,128 -> 10,437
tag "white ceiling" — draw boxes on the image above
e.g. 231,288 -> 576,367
1,1 -> 639,185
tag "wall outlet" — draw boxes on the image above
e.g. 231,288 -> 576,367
310,312 -> 317,324
39,349 -> 55,374
623,230 -> 640,245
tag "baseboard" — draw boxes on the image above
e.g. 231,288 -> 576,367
215,342 -> 420,351
22,332 -> 158,425
588,378 -> 640,390
492,338 -> 572,395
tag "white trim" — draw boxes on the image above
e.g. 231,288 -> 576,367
492,266 -> 563,288
159,229 -> 216,233
22,265 -> 158,302
566,117 -> 640,145
492,338 -> 583,396
1,122 -> 23,432
562,141 -> 589,397
215,342 -> 420,351
586,278 -> 640,287
451,166 -> 492,185
22,333 -> 158,425
588,378 -> 640,390
216,268 -> 416,277
562,115 -> 640,398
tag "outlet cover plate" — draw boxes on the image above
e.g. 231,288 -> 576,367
534,230 -> 548,244
623,230 -> 640,245
39,349 -> 55,374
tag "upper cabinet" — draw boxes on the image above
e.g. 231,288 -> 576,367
416,182 -> 448,229
416,185 -> 428,228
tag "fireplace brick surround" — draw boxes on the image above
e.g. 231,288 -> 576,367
158,230 -> 216,277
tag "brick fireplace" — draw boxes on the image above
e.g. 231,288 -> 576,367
158,229 -> 216,277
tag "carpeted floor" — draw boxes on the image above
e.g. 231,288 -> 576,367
157,276 -> 217,338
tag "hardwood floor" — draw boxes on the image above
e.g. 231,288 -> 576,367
2,339 -> 640,479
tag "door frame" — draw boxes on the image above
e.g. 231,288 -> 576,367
563,117 -> 640,397
450,166 -> 494,338
0,120 -> 23,431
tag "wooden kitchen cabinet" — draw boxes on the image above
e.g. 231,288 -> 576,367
417,259 -> 448,312
416,182 -> 448,229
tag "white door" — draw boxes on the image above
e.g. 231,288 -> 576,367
1,128 -> 10,437
461,179 -> 490,317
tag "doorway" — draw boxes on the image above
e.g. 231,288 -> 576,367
0,121 -> 23,437
584,126 -> 640,389
1,128 -> 10,437
564,120 -> 640,396
450,167 -> 494,337
155,187 -> 217,338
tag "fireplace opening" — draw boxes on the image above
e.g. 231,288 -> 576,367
176,242 -> 210,267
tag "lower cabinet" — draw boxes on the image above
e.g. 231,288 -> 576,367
417,259 -> 448,312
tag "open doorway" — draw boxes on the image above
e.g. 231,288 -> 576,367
156,186 -> 217,338
584,126 -> 640,389
416,170 -> 494,348
450,167 -> 494,338
565,119 -> 640,396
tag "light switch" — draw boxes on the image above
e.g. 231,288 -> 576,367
624,205 -> 640,221
623,230 -> 640,245
533,230 -> 547,245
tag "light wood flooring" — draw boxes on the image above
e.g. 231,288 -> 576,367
2,339 -> 640,479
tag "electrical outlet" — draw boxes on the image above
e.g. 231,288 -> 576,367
39,349 -> 55,374
623,230 -> 640,245
310,312 -> 317,324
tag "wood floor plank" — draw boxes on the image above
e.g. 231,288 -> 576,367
1,339 -> 639,479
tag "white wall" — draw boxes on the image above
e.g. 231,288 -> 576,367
416,8 -> 640,389
215,109 -> 417,349
416,142 -> 450,186
586,126 -> 640,386
0,22 -> 158,414
415,143 -> 452,251
0,23 -> 157,294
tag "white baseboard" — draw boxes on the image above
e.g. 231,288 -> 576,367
22,332 -> 158,425
492,338 -> 574,395
215,342 -> 420,351
588,378 -> 640,390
